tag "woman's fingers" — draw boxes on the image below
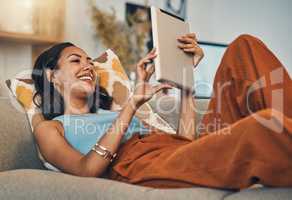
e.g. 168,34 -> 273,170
178,43 -> 194,49
140,54 -> 157,65
186,33 -> 197,39
146,64 -> 155,81
137,57 -> 157,82
177,33 -> 198,53
177,36 -> 196,44
177,33 -> 204,67
147,50 -> 157,57
145,49 -> 156,61
136,48 -> 158,82
182,48 -> 197,54
149,47 -> 156,54
146,54 -> 157,61
179,33 -> 197,40
177,33 -> 202,54
137,55 -> 156,69
142,59 -> 152,64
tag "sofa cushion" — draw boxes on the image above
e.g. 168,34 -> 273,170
224,187 -> 292,200
0,169 -> 231,200
0,82 -> 44,171
149,96 -> 210,131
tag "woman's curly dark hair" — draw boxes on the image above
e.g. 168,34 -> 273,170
31,42 -> 112,120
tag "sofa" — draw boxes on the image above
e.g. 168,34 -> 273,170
0,82 -> 292,200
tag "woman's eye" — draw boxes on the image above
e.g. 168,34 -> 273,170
71,59 -> 80,63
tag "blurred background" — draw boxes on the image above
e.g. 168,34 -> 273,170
0,0 -> 291,97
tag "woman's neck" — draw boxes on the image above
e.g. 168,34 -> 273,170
64,94 -> 90,115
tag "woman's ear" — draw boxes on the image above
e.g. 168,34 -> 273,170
45,69 -> 54,83
45,69 -> 62,93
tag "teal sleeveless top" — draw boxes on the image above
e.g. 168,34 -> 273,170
53,109 -> 149,155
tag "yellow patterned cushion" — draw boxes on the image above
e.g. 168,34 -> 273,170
93,49 -> 175,133
93,49 -> 132,110
5,75 -> 41,130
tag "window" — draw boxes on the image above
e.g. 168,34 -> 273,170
194,42 -> 227,98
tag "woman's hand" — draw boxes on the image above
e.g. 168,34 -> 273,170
177,33 -> 204,68
130,49 -> 173,109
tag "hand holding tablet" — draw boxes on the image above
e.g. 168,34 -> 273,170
177,33 -> 204,68
131,48 -> 174,108
151,6 -> 204,91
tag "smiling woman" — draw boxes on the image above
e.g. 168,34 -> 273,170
31,39 -> 172,177
32,42 -> 112,120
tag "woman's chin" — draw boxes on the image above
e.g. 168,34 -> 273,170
69,80 -> 96,98
72,86 -> 95,97
74,90 -> 94,99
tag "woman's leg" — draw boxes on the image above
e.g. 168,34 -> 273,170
110,110 -> 292,189
108,35 -> 292,189
200,34 -> 292,134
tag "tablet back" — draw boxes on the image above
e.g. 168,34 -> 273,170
151,6 -> 194,90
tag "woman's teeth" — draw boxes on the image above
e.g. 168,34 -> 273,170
79,76 -> 92,81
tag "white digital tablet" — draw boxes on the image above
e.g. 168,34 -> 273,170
151,6 -> 194,90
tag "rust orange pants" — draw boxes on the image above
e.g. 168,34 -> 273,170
108,35 -> 292,190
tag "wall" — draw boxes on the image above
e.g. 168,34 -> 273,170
92,0 -> 292,77
0,0 -> 291,84
0,42 -> 32,81
188,0 -> 292,75
65,0 -> 162,58
64,0 -> 100,57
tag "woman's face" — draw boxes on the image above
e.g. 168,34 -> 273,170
49,46 -> 97,98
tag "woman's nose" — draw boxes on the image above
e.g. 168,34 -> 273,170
81,62 -> 93,71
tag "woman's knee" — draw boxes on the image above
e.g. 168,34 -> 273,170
239,108 -> 284,138
232,34 -> 260,45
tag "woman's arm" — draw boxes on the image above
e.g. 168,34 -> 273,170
177,90 -> 196,140
176,33 -> 204,140
34,97 -> 137,177
79,97 -> 138,176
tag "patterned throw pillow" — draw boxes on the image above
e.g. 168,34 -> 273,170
5,72 -> 42,131
93,49 -> 131,110
93,49 -> 176,134
5,49 -> 175,134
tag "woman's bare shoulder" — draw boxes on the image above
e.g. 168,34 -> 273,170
33,119 -> 65,137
